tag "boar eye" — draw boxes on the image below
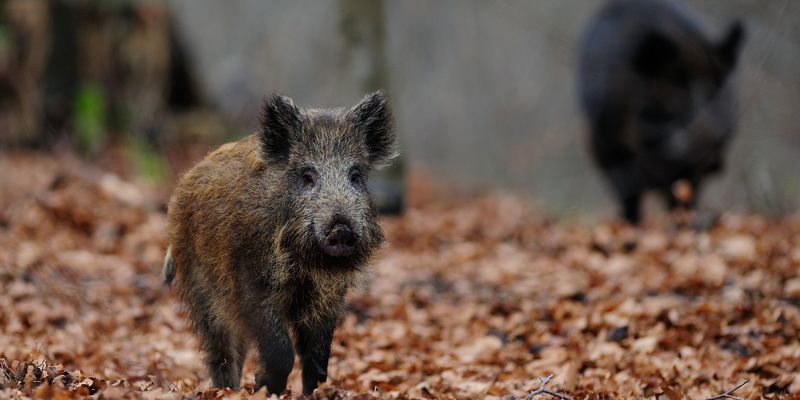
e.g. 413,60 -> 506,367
300,167 -> 317,189
349,167 -> 365,188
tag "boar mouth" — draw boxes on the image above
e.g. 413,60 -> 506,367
315,242 -> 371,270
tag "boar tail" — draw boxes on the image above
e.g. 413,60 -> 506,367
163,246 -> 176,285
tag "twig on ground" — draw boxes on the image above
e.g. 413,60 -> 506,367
522,375 -> 748,400
706,380 -> 749,400
524,375 -> 572,400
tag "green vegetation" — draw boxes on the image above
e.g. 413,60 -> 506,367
73,83 -> 107,154
127,135 -> 169,185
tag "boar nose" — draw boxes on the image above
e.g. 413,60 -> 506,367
323,224 -> 356,257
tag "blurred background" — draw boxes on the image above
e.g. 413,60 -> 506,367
1,0 -> 798,218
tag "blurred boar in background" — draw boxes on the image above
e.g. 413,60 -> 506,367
578,0 -> 745,223
164,91 -> 395,394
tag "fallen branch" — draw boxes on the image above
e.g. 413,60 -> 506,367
706,380 -> 749,400
524,375 -> 572,400
523,375 -> 749,400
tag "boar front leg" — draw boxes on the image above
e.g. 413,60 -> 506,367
293,316 -> 336,395
606,161 -> 642,224
252,316 -> 295,395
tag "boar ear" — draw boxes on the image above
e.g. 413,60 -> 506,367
717,20 -> 745,68
346,91 -> 397,167
632,31 -> 680,79
259,93 -> 303,164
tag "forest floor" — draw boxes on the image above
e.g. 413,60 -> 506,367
1,150 -> 799,399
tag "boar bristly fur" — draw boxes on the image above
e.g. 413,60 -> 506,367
165,91 -> 395,395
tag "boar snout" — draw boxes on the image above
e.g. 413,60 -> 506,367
323,223 -> 356,257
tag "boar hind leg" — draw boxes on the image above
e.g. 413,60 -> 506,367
188,292 -> 246,389
253,317 -> 294,395
200,326 -> 246,390
293,317 -> 336,395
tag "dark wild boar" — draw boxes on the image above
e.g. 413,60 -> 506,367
163,91 -> 396,394
578,0 -> 745,223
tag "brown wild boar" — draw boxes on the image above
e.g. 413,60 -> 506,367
163,91 -> 396,394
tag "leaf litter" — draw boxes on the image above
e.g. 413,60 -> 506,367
1,151 -> 799,399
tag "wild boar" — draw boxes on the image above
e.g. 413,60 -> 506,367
163,91 -> 396,394
578,0 -> 745,223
